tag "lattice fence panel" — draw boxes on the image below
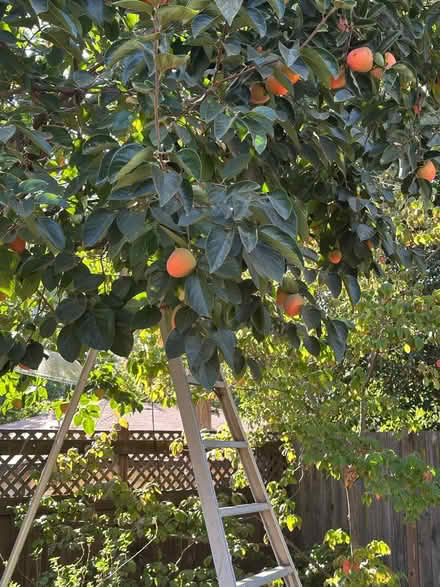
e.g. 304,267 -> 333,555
0,430 -> 282,500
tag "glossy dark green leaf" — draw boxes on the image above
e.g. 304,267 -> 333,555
40,315 -> 58,338
343,274 -> 361,305
57,324 -> 81,362
185,274 -> 212,317
327,319 -> 349,362
212,328 -> 236,369
302,306 -> 321,331
214,0 -> 243,25
56,296 -> 87,324
303,334 -> 320,357
30,0 -> 48,14
165,328 -> 185,359
111,327 -> 134,357
152,167 -> 182,207
206,227 -> 235,273
135,305 -> 162,329
244,243 -> 284,282
174,306 -> 198,333
36,218 -> 66,250
22,342 -> 45,370
87,0 -> 104,24
78,309 -> 115,350
116,209 -> 147,242
83,210 -> 116,247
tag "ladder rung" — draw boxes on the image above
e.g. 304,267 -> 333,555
203,439 -> 248,449
236,566 -> 293,587
219,503 -> 270,518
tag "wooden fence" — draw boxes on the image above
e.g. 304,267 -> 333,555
293,432 -> 440,587
1,430 -> 440,586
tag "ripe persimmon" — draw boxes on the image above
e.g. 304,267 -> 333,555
284,294 -> 304,317
166,249 -> 197,278
346,47 -> 373,72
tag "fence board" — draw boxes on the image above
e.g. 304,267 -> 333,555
1,430 -> 440,587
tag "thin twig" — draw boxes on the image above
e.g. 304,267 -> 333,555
152,10 -> 164,170
300,6 -> 338,50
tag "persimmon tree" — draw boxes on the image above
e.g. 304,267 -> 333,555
0,0 -> 439,391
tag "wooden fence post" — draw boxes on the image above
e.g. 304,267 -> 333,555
117,427 -> 129,482
403,433 -> 420,587
196,399 -> 212,430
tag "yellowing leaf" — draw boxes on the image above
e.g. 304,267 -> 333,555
119,417 -> 129,429
404,343 -> 411,353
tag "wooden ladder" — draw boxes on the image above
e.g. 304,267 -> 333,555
160,315 -> 302,587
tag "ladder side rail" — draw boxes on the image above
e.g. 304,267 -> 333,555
160,316 -> 237,586
216,384 -> 302,587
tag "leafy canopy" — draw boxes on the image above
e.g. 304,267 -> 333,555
0,0 -> 439,387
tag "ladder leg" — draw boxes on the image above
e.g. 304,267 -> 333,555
216,384 -> 302,587
159,315 -> 237,586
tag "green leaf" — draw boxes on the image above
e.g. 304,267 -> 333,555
83,135 -> 119,155
108,144 -> 145,183
185,274 -> 212,316
206,227 -> 235,273
200,101 -> 224,122
152,167 -> 182,207
19,179 -> 48,193
78,309 -> 115,350
260,225 -> 303,268
214,0 -> 243,25
212,328 -> 236,369
192,13 -> 215,38
87,0 -> 104,24
0,125 -> 16,143
113,0 -> 152,13
279,42 -> 300,68
198,351 -> 220,389
22,341 -> 45,370
36,218 -> 66,250
303,334 -> 320,357
327,319 -> 348,362
238,224 -> 258,253
30,0 -> 48,14
83,211 -> 116,247
159,6 -> 199,27
175,149 -> 201,181
135,305 -> 162,329
165,328 -> 185,359
156,53 -> 189,73
40,315 -> 58,338
301,47 -> 339,85
221,154 -> 250,179
326,272 -> 342,297
302,306 -> 321,330
174,306 -> 198,333
56,296 -> 87,325
19,127 -> 52,155
111,327 -> 134,357
214,113 -> 234,140
244,243 -> 284,282
116,210 -> 147,242
57,324 -> 81,362
343,274 -> 361,305
248,357 -> 263,382
269,190 -> 292,220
